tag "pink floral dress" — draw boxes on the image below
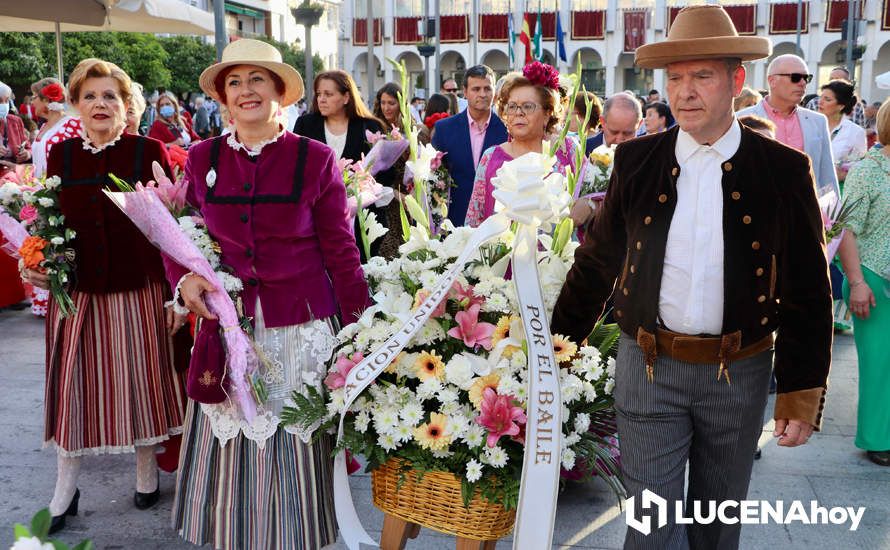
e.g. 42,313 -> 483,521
465,137 -> 580,227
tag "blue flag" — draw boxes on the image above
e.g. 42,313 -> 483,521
556,12 -> 567,63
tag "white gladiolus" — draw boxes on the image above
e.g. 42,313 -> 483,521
363,211 -> 388,245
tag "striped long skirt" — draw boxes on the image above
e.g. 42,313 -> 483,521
172,401 -> 338,549
44,279 -> 186,456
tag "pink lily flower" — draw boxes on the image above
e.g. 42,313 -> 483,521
475,387 -> 527,448
449,281 -> 484,309
365,129 -> 384,145
413,288 -> 447,318
447,303 -> 495,350
325,352 -> 365,390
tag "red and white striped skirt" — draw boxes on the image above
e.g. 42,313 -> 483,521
44,279 -> 186,456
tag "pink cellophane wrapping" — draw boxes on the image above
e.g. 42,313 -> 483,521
0,210 -> 28,257
360,137 -> 409,176
102,188 -> 258,421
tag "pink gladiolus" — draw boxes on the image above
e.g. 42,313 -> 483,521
447,303 -> 495,350
325,352 -> 365,390
475,387 -> 526,448
449,281 -> 484,309
18,204 -> 38,224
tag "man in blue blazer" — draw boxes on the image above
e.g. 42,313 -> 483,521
431,65 -> 508,225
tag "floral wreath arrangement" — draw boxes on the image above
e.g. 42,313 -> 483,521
282,59 -> 623,549
0,168 -> 78,316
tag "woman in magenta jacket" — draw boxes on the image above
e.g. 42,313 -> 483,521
168,39 -> 370,549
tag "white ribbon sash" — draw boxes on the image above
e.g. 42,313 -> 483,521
334,153 -> 567,550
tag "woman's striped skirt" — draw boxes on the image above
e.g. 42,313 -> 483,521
172,400 -> 338,549
43,279 -> 186,456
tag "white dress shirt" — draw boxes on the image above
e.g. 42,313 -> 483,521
658,120 -> 741,335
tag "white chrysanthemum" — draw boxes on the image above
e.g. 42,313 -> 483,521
582,382 -> 598,402
414,319 -> 446,346
606,357 -> 616,377
446,413 -> 470,437
563,432 -> 581,447
378,433 -> 399,451
437,387 -> 458,404
561,373 -> 584,403
605,378 -> 615,394
440,400 -> 461,415
399,402 -> 424,426
465,459 -> 483,483
416,378 -> 443,400
497,376 -> 523,400
483,446 -> 508,468
561,448 -> 576,470
483,292 -> 510,313
362,255 -> 389,279
574,412 -> 591,434
354,411 -> 371,433
463,424 -> 486,448
373,409 -> 399,435
396,352 -> 420,378
419,271 -> 439,289
216,271 -> 243,294
394,424 -> 414,442
431,448 -> 454,459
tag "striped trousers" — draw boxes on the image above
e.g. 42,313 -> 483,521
614,333 -> 773,550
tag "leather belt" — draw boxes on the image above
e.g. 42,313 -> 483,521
636,327 -> 774,384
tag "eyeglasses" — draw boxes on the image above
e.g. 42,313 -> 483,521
444,87 -> 459,93
504,102 -> 540,116
771,73 -> 813,84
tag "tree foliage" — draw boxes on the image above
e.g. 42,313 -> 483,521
0,32 -> 326,99
160,35 -> 216,96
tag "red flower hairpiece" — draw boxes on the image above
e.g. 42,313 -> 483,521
40,82 -> 65,103
424,112 -> 449,129
522,61 -> 560,91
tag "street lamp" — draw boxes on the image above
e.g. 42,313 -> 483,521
292,1 -> 325,105
417,41 -> 436,96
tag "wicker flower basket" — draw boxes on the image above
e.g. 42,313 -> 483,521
371,459 -> 516,540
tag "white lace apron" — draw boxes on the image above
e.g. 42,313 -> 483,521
199,301 -> 337,449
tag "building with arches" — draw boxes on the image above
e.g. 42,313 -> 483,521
336,0 -> 890,105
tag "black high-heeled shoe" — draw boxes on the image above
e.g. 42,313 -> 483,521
134,486 -> 160,510
48,488 -> 79,535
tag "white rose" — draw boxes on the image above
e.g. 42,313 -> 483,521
43,176 -> 62,190
38,197 -> 55,208
50,236 -> 65,246
444,354 -> 474,389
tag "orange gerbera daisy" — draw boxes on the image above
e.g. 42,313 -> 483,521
490,315 -> 521,358
552,334 -> 578,363
414,412 -> 453,451
469,374 -> 501,408
414,350 -> 445,381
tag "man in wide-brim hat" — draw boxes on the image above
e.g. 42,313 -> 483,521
553,6 -> 832,549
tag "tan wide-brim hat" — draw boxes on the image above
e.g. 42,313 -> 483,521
199,38 -> 304,107
635,5 -> 771,69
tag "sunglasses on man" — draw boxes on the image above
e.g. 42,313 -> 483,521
771,73 -> 813,84
444,87 -> 459,93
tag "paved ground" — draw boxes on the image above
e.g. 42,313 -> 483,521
1,307 -> 887,549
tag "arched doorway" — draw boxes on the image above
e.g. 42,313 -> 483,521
480,49 -> 510,78
440,50 -> 467,89
617,52 -> 652,97
819,40 -> 859,86
571,47 -> 605,96
396,51 -> 425,97
353,52 -> 383,102
873,41 -> 890,103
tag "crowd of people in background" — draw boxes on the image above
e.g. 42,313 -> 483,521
0,31 -> 888,550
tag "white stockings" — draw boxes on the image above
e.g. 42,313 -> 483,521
49,454 -> 81,516
135,445 -> 159,494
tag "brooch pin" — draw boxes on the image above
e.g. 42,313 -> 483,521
206,168 -> 217,188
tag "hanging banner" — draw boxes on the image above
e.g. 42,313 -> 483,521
624,10 -> 647,53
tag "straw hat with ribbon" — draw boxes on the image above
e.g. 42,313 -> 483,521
199,38 -> 304,107
635,5 -> 771,69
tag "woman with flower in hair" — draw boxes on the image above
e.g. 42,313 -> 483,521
29,78 -> 82,178
465,62 -> 580,227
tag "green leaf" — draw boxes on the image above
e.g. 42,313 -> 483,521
552,217 -> 573,256
51,541 -> 70,550
13,523 -> 30,540
72,541 -> 94,550
30,508 -> 51,539
107,173 -> 134,193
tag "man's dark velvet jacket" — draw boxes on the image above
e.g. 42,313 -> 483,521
551,124 -> 833,428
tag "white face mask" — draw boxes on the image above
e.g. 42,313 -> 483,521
0,103 -> 9,118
